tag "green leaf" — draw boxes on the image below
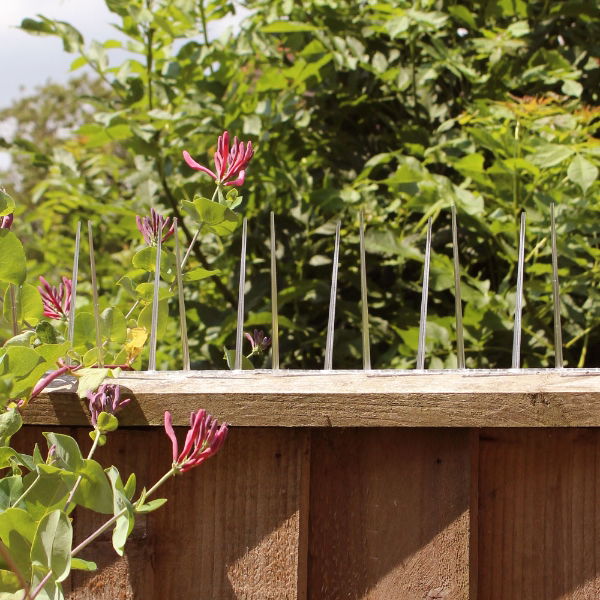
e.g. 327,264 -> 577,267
137,299 -> 168,338
43,433 -> 84,472
72,312 -> 97,351
567,155 -> 598,194
30,509 -> 72,582
0,476 -> 25,510
132,247 -> 176,282
528,144 -> 574,168
2,331 -> 35,348
0,446 -> 22,469
0,231 -> 26,285
22,469 -> 73,520
135,282 -> 174,302
0,346 -> 43,380
100,307 -> 127,344
244,311 -> 299,331
183,267 -> 220,282
0,189 -> 15,216
561,79 -> 582,98
0,507 -> 36,578
35,342 -> 70,367
0,568 -> 21,594
71,557 -> 97,572
261,21 -> 320,33
135,498 -> 167,513
106,466 -> 134,556
89,430 -> 106,447
72,459 -> 114,514
75,367 -> 109,399
123,473 -> 136,500
36,322 -> 58,344
96,411 -> 119,433
181,197 -> 240,236
223,349 -> 254,370
0,408 -> 23,445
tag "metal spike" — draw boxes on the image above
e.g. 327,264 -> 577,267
174,220 -> 190,371
147,231 -> 162,371
551,203 -> 563,368
234,217 -> 248,371
324,220 -> 341,370
270,212 -> 280,370
359,210 -> 371,370
511,211 -> 526,369
87,221 -> 103,367
67,221 -> 81,363
416,218 -> 433,370
451,204 -> 465,369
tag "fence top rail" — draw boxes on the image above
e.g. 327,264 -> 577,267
27,369 -> 600,428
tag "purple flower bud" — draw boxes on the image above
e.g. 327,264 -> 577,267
87,384 -> 131,428
0,214 -> 13,229
136,208 -> 175,246
244,329 -> 271,355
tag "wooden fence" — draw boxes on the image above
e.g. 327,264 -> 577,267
22,370 -> 600,599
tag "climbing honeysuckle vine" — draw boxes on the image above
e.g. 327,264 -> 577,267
0,132 -> 261,598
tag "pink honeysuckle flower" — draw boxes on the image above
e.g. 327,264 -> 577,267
38,276 -> 72,320
87,384 -> 131,428
164,410 -> 228,473
244,329 -> 271,356
136,208 -> 175,246
182,131 -> 254,187
0,214 -> 13,229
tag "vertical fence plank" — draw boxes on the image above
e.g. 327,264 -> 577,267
308,429 -> 473,599
478,429 -> 600,600
68,428 -> 162,599
65,427 -> 310,600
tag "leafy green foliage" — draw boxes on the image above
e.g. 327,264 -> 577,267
1,0 -> 596,369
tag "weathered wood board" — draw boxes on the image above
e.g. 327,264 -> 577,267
28,370 -> 600,427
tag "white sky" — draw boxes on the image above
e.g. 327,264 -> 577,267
1,0 -> 118,107
0,0 -> 249,169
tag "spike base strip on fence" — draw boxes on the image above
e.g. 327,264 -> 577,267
32,369 -> 600,428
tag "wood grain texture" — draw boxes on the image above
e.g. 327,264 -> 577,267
149,427 -> 310,600
308,429 -> 473,599
478,429 -> 600,600
29,370 -> 600,427
14,426 -> 309,599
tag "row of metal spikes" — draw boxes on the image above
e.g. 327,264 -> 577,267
67,203 -> 563,372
